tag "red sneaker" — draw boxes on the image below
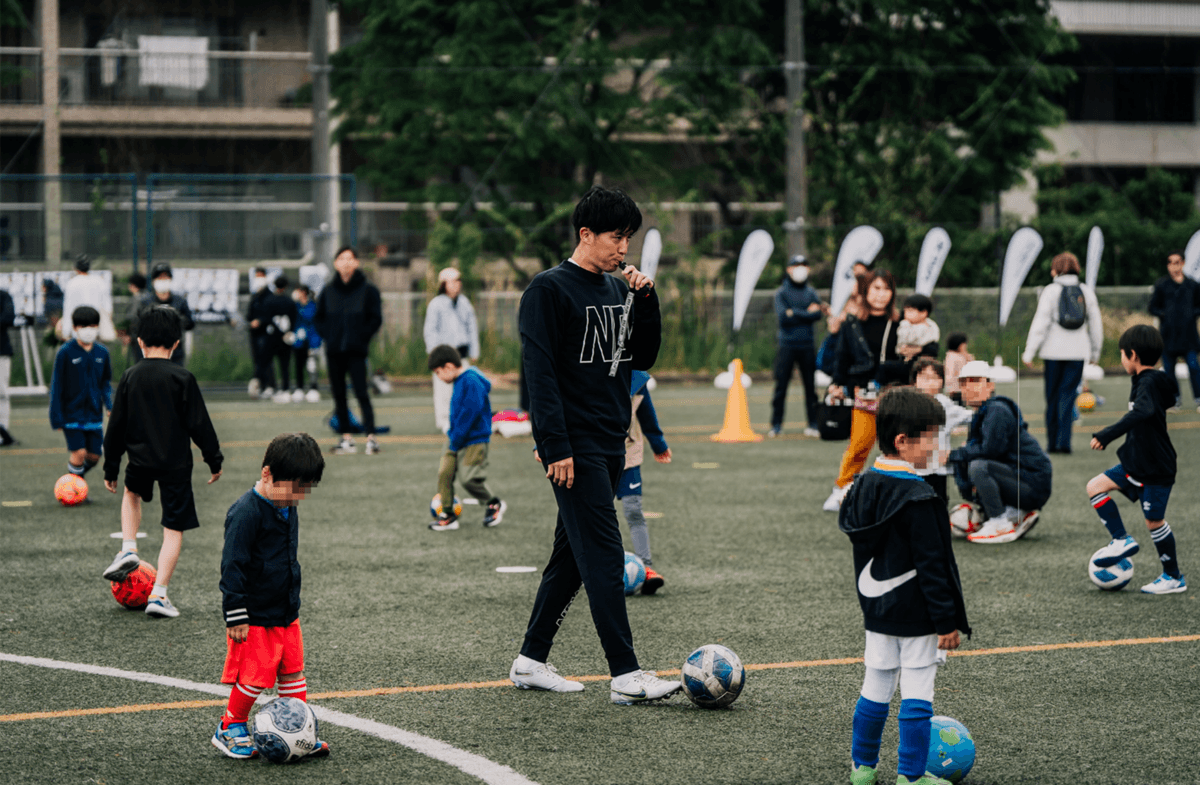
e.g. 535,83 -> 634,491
641,568 -> 665,595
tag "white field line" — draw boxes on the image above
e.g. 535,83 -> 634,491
0,652 -> 538,785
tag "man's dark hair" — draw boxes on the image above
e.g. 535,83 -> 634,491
129,272 -> 147,291
877,387 -> 945,455
910,357 -> 944,384
427,344 -> 462,370
903,293 -> 933,315
137,305 -> 183,349
74,254 -> 91,273
71,306 -> 100,328
150,262 -> 173,279
334,245 -> 358,260
946,332 -> 968,352
275,275 -> 290,291
571,185 -> 642,241
1118,324 -> 1163,367
262,433 -> 325,485
1167,250 -> 1184,262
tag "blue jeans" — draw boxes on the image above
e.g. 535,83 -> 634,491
1163,350 -> 1200,405
1043,359 -> 1083,453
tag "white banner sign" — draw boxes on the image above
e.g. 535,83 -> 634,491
829,225 -> 884,316
731,229 -> 774,332
0,270 -> 112,324
298,264 -> 330,297
1086,225 -> 1103,290
638,228 -> 662,282
915,227 -> 951,296
1185,230 -> 1200,282
999,227 -> 1043,327
173,268 -> 240,323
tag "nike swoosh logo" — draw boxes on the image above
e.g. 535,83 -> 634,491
612,688 -> 647,698
857,558 -> 918,598
629,482 -> 641,489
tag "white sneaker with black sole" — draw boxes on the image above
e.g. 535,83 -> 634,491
509,656 -> 584,692
610,669 -> 682,705
102,551 -> 140,581
145,595 -> 180,618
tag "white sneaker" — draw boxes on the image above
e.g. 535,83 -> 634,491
1014,509 -> 1040,539
610,669 -> 683,705
365,436 -> 380,455
272,391 -> 292,404
1092,536 -> 1139,567
260,387 -> 275,400
803,427 -> 820,438
102,551 -> 140,581
1003,505 -> 1019,522
247,378 -> 260,398
1141,573 -> 1187,595
305,389 -> 321,403
332,438 -> 356,455
509,656 -> 584,692
145,595 -> 180,618
290,389 -> 304,402
967,516 -> 1019,544
823,485 -> 848,512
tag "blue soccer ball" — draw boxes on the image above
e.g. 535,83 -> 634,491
927,715 -> 975,782
252,696 -> 319,763
681,643 -> 746,709
623,551 -> 646,595
1089,549 -> 1134,591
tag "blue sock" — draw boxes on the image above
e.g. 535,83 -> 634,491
897,699 -> 933,779
851,696 -> 889,769
1090,493 -> 1126,540
1151,523 -> 1181,579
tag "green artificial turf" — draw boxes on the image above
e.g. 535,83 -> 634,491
1,377 -> 1197,784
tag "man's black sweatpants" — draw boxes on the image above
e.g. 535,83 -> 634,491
520,452 -> 639,677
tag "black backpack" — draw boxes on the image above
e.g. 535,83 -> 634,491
1057,284 -> 1086,330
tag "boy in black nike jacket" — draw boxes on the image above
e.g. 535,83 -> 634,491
839,387 -> 971,785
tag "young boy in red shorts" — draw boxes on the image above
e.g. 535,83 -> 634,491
213,433 -> 330,760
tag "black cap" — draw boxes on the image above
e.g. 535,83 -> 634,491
150,262 -> 173,279
787,254 -> 807,267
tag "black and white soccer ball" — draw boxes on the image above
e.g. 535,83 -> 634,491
681,644 -> 746,709
252,696 -> 318,763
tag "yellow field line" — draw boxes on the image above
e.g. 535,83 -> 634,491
3,634 -> 1195,724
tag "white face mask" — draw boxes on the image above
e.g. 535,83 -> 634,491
789,266 -> 809,284
75,326 -> 99,344
153,278 -> 172,294
251,275 -> 268,293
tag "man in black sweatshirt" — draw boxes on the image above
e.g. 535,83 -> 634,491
510,186 -> 682,705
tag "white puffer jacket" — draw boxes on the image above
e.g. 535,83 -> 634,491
1021,274 -> 1103,363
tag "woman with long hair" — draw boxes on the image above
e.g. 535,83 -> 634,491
823,271 -> 904,511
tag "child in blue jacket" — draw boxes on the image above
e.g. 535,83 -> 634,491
49,306 -> 112,479
427,345 -> 505,531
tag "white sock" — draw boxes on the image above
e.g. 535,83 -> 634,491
151,583 -> 168,598
122,540 -> 138,554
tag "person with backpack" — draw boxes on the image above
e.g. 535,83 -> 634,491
1022,252 -> 1103,454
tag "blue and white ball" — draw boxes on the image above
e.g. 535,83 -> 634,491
252,696 -> 319,763
1089,550 -> 1134,591
681,644 -> 746,709
623,551 -> 646,595
927,715 -> 975,783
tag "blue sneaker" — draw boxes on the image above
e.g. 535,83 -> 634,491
1141,573 -> 1187,595
212,722 -> 258,760
1092,536 -> 1139,568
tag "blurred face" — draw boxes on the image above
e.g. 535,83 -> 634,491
866,278 -> 893,314
577,228 -> 633,273
334,249 -> 359,281
433,363 -> 458,383
444,278 -> 463,299
259,467 -> 315,505
903,306 -> 927,324
1120,349 -> 1139,375
1167,254 -> 1184,281
960,377 -> 994,408
895,428 -> 939,469
914,366 -> 943,396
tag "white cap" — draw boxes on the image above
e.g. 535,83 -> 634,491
437,267 -> 461,283
957,360 -> 996,380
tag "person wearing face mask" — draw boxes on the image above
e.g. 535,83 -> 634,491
769,255 -> 827,438
131,263 -> 195,365
49,306 -> 113,480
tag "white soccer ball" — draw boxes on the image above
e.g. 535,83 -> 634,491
1088,551 -> 1134,591
681,643 -> 746,709
252,696 -> 318,763
949,504 -> 983,537
623,551 -> 646,595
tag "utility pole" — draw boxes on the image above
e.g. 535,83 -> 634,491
784,0 -> 807,258
310,0 -> 334,263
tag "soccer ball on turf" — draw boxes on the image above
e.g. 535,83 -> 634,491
253,697 -> 319,763
111,561 -> 157,610
1088,550 -> 1134,591
948,503 -> 982,537
623,551 -> 646,595
927,715 -> 975,783
1076,391 -> 1097,412
681,644 -> 746,709
429,493 -> 463,519
54,474 -> 88,506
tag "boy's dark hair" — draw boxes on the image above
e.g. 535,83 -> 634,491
275,275 -> 290,291
263,433 -> 325,484
334,245 -> 358,260
903,293 -> 933,315
427,344 -> 463,370
572,185 -> 642,240
946,332 -> 968,352
1167,250 -> 1184,262
910,357 -> 944,384
877,387 -> 945,455
296,284 -> 312,297
1118,324 -> 1163,367
137,305 -> 183,348
129,272 -> 147,290
72,306 -> 100,328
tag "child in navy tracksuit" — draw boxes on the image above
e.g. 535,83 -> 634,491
427,344 -> 505,531
839,387 -> 971,785
213,433 -> 329,761
618,370 -> 671,594
1086,325 -> 1184,595
49,306 -> 112,479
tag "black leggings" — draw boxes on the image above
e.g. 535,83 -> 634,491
327,351 -> 374,436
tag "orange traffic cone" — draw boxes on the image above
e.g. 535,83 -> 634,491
711,358 -> 763,443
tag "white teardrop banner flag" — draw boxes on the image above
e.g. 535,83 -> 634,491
999,227 -> 1043,327
915,227 -> 951,296
639,228 -> 662,282
1086,225 -> 1103,290
731,229 -> 774,333
830,225 -> 884,317
1185,229 -> 1200,282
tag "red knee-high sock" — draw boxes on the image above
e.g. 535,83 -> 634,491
223,683 -> 264,727
277,677 -> 307,702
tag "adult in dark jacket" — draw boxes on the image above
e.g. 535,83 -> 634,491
768,255 -> 827,438
949,360 -> 1052,545
1148,250 -> 1200,412
256,276 -> 300,398
314,246 -> 383,455
246,267 -> 272,396
130,263 -> 194,365
0,288 -> 16,445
